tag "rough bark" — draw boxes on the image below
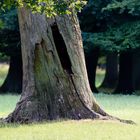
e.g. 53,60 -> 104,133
0,54 -> 22,94
114,51 -> 134,94
84,47 -> 100,93
100,52 -> 118,89
3,8 -> 134,124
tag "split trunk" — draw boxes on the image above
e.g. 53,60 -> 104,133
5,8 -> 116,123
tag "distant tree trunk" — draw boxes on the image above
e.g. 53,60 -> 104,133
4,8 -> 129,124
132,49 -> 140,90
84,47 -> 100,93
100,52 -> 118,89
114,51 -> 134,94
0,54 -> 22,94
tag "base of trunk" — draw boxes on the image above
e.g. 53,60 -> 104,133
4,96 -> 105,123
2,8 -> 135,125
2,95 -> 135,125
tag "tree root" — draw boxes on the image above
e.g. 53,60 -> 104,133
0,110 -> 136,125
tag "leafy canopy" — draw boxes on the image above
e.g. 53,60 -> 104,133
0,0 -> 87,17
0,9 -> 20,56
80,0 -> 140,53
103,0 -> 140,16
83,21 -> 140,52
0,9 -> 18,30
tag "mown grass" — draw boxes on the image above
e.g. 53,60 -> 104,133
0,94 -> 140,140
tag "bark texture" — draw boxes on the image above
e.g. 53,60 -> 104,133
0,55 -> 22,94
84,47 -> 100,93
4,8 -> 131,124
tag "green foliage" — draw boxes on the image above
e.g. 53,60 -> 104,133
82,21 -> 140,52
0,8 -> 20,57
79,0 -> 112,32
0,29 -> 21,56
80,0 -> 140,53
0,0 -> 87,17
0,20 -> 4,29
103,0 -> 140,16
0,9 -> 18,30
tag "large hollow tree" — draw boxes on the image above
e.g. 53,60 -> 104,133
5,8 -> 110,123
1,3 -> 132,124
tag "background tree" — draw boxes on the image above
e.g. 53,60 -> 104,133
103,0 -> 140,94
83,33 -> 100,93
0,9 -> 22,93
100,52 -> 118,89
79,0 -> 119,92
79,0 -> 140,94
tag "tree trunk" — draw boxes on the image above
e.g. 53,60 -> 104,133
0,54 -> 22,94
84,47 -> 100,93
132,49 -> 140,90
114,51 -> 134,94
4,8 -> 130,124
100,52 -> 118,89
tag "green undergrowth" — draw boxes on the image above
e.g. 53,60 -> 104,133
0,93 -> 140,140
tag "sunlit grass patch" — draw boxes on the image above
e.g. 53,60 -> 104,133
0,94 -> 140,140
0,119 -> 140,140
0,94 -> 20,117
95,94 -> 140,124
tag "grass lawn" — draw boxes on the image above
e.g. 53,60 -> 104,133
0,94 -> 140,140
0,64 -> 140,140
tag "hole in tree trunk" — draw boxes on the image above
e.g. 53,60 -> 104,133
51,23 -> 73,74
